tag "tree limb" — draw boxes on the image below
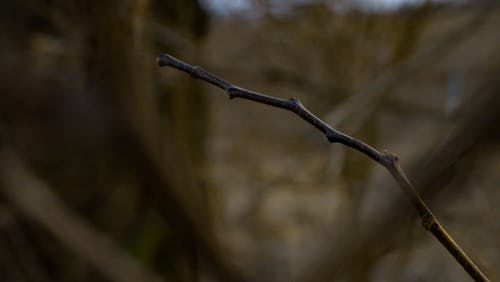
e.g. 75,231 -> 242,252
157,53 -> 489,282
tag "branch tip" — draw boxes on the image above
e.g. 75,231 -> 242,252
157,54 -> 171,67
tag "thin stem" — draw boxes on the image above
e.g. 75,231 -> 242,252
157,53 -> 489,282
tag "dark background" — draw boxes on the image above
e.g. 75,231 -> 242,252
0,1 -> 499,281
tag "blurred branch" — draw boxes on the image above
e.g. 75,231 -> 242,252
114,119 -> 251,282
0,150 -> 165,282
323,0 -> 499,183
1,209 -> 52,282
323,1 -> 499,133
157,54 -> 490,281
75,2 -> 249,280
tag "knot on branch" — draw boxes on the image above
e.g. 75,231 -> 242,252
422,213 -> 436,230
225,87 -> 237,99
288,97 -> 303,108
191,66 -> 204,79
381,150 -> 399,168
326,131 -> 339,143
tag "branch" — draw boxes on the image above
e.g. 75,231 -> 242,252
157,54 -> 489,282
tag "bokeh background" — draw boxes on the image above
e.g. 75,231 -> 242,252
0,0 -> 499,281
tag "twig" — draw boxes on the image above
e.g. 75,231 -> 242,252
157,53 -> 489,282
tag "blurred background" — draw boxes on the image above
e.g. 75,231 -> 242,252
0,0 -> 499,281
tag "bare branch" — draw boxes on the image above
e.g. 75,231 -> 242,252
157,54 -> 490,282
158,54 -> 384,163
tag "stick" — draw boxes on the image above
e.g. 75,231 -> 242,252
157,53 -> 489,282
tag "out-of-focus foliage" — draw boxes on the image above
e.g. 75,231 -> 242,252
0,1 -> 499,282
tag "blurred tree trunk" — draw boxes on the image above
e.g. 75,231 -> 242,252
75,1 -> 210,281
0,0 -> 212,281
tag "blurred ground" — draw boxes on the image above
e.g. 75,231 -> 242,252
0,1 -> 499,282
